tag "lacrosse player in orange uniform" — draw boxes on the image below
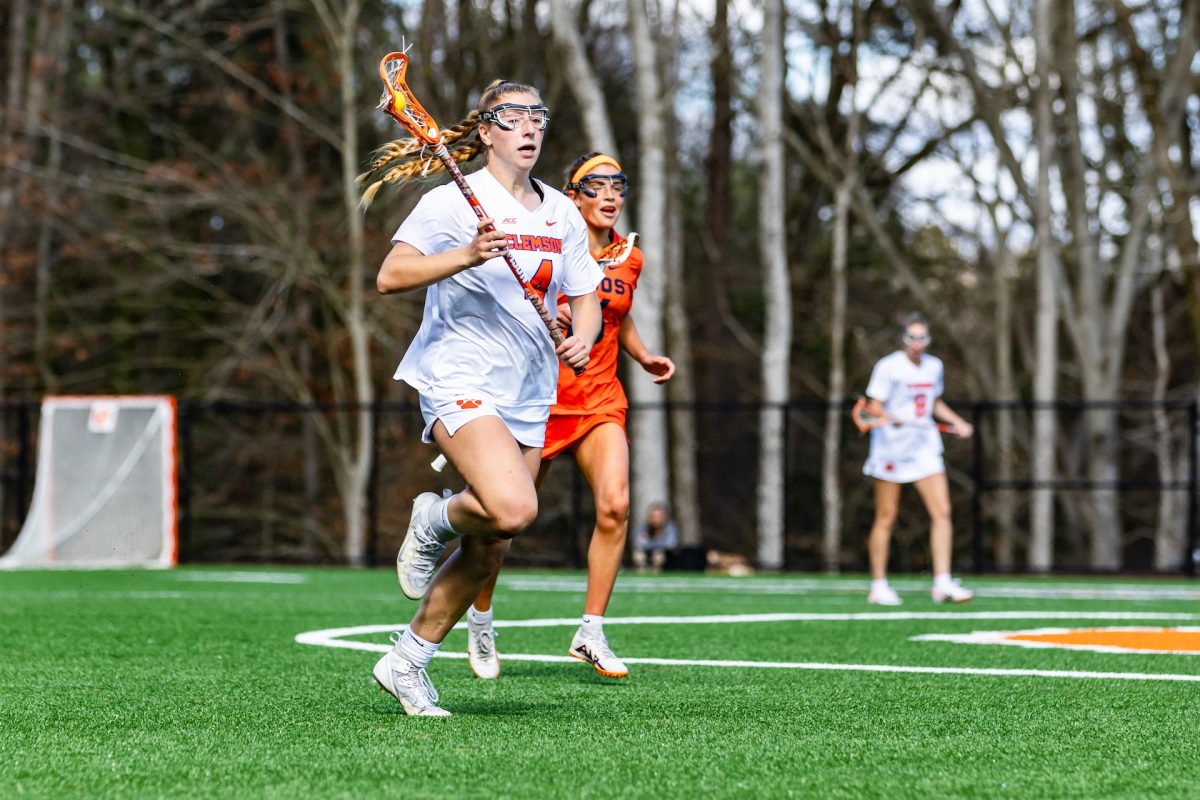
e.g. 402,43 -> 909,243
364,78 -> 603,716
465,153 -> 675,680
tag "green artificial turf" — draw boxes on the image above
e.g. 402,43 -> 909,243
2,568 -> 1198,798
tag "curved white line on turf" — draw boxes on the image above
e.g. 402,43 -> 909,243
293,631 -> 1200,683
912,627 -> 1200,655
298,610 -> 1200,651
295,612 -> 1200,682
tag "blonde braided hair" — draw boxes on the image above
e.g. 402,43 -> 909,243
359,79 -> 543,208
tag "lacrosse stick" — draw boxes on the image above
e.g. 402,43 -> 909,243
595,232 -> 639,267
376,49 -> 581,374
851,396 -> 959,435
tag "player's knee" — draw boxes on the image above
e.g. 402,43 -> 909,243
487,494 -> 538,538
929,505 -> 952,524
873,508 -> 898,529
594,489 -> 629,530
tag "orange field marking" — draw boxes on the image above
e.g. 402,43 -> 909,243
913,626 -> 1200,656
1006,628 -> 1200,653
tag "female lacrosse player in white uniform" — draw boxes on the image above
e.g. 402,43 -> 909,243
861,313 -> 974,606
364,80 -> 603,716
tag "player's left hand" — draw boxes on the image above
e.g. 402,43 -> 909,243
953,420 -> 974,439
640,355 -> 675,384
556,334 -> 590,371
556,302 -> 572,329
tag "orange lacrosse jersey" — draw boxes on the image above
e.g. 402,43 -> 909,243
551,232 -> 643,417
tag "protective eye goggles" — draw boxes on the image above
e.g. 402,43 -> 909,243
902,332 -> 931,344
568,173 -> 630,197
479,103 -> 550,131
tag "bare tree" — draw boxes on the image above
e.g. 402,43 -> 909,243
1150,275 -> 1183,570
625,0 -> 672,528
818,0 -> 863,571
1029,0 -> 1060,570
756,0 -> 789,569
549,0 -> 619,158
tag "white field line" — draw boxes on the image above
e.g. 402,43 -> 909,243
295,611 -> 1200,683
913,627 -> 1200,656
501,576 -> 1200,601
295,623 -> 1200,681
172,571 -> 308,584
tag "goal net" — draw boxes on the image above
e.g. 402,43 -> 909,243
0,396 -> 177,568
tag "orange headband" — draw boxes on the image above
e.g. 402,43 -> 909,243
570,155 -> 622,186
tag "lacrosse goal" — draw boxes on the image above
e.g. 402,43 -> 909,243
0,396 -> 177,568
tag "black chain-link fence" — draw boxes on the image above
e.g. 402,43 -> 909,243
2,397 -> 1195,574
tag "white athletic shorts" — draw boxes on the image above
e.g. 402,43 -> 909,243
419,392 -> 549,449
863,450 -> 945,484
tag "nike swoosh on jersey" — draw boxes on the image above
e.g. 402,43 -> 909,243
545,220 -> 558,226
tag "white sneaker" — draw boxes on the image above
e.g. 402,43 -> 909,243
396,492 -> 449,600
568,628 -> 629,678
867,584 -> 903,606
372,634 -> 450,717
932,579 -> 974,604
467,614 -> 500,680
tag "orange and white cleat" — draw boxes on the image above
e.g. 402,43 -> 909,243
568,629 -> 629,678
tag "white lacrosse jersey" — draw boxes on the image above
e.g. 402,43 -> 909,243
863,351 -> 945,461
392,168 -> 604,408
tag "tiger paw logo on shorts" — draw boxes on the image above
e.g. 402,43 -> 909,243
455,399 -> 483,410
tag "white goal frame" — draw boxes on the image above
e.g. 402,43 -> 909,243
0,395 -> 178,568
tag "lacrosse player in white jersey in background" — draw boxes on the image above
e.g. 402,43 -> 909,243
860,313 -> 975,606
363,79 -> 603,716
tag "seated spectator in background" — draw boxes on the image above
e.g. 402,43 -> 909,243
632,502 -> 679,573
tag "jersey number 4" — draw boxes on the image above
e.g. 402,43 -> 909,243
529,259 -> 553,302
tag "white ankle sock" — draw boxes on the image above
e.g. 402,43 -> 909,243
396,628 -> 440,669
468,605 -> 493,625
581,615 -> 603,637
933,573 -> 954,590
425,496 -> 459,542
870,579 -> 890,592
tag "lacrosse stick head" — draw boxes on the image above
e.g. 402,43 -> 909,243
596,232 -> 639,267
377,51 -> 442,145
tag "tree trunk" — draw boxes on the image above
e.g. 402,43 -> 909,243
34,0 -> 72,391
820,2 -> 860,572
335,0 -> 372,565
273,0 -> 321,561
625,0 -> 672,528
549,0 -> 619,157
1029,0 -> 1058,571
821,177 -> 850,570
1150,280 -> 1182,570
756,0 -> 789,570
992,242 -> 1017,569
665,177 -> 701,546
